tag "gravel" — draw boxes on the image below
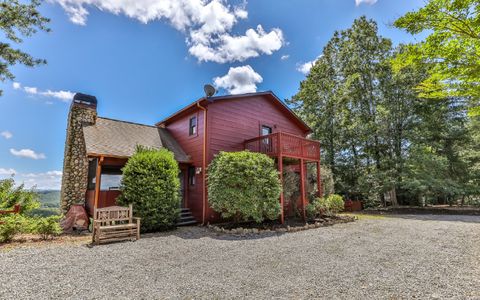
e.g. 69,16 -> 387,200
1,214 -> 479,299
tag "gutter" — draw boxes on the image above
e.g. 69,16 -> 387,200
196,100 -> 207,225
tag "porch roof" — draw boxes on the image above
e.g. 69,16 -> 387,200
83,117 -> 190,163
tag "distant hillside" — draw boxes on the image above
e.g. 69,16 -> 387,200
37,190 -> 60,208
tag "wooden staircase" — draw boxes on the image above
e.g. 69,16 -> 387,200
177,208 -> 197,226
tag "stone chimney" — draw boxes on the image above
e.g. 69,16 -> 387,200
60,93 -> 97,213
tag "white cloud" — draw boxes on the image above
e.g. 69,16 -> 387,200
20,83 -> 74,102
24,86 -> 38,94
41,90 -> 75,102
1,131 -> 13,139
0,170 -> 63,190
213,65 -> 263,94
52,0 -> 284,63
297,55 -> 322,75
10,148 -> 46,160
189,25 -> 284,63
12,82 -> 21,89
355,0 -> 378,6
280,54 -> 289,60
0,168 -> 16,176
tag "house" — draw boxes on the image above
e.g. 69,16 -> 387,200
60,91 -> 322,225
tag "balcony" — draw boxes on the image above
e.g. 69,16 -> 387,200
244,132 -> 320,161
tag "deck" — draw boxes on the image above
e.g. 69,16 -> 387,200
244,132 -> 320,161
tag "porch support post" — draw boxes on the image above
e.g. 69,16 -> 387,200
94,156 -> 104,210
300,158 -> 306,221
316,160 -> 322,197
278,156 -> 284,224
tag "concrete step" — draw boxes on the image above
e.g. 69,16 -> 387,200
177,208 -> 197,226
177,220 -> 198,226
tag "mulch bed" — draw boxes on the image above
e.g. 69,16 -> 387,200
0,232 -> 91,251
208,214 -> 356,235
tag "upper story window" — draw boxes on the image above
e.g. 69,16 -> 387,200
189,115 -> 197,136
261,125 -> 272,136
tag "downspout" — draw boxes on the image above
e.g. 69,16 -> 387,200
196,100 -> 207,225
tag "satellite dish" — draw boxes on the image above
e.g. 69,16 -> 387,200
204,84 -> 216,97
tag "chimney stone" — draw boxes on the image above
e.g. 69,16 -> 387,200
60,93 -> 97,213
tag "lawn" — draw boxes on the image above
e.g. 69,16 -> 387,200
1,214 -> 479,299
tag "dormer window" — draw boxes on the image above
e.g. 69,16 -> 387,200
189,116 -> 197,136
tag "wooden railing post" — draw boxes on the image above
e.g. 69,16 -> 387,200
300,158 -> 306,221
278,155 -> 284,224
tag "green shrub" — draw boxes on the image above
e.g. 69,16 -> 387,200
327,194 -> 344,214
118,147 -> 180,232
0,214 -> 32,243
306,194 -> 344,218
33,216 -> 62,240
208,151 -> 282,223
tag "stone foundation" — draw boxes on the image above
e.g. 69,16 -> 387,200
60,95 -> 97,213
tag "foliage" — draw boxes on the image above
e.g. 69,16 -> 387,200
28,207 -> 61,217
393,0 -> 480,116
208,151 -> 281,223
0,214 -> 32,243
36,190 -> 60,208
327,194 -> 344,214
0,0 -> 50,96
118,147 -> 180,232
291,16 -> 480,206
306,194 -> 344,219
0,177 -> 40,214
33,216 -> 62,240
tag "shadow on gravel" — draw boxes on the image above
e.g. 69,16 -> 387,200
130,226 -> 286,242
380,214 -> 480,224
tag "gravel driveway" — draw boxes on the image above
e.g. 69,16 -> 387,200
1,214 -> 479,299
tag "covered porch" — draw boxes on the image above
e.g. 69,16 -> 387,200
85,155 -> 191,217
244,132 -> 322,223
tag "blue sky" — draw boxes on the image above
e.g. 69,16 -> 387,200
0,0 -> 424,189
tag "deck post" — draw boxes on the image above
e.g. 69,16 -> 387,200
300,158 -> 306,221
316,160 -> 322,197
277,132 -> 284,224
93,156 -> 103,210
278,156 -> 284,224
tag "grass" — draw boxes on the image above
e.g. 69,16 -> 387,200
340,212 -> 387,220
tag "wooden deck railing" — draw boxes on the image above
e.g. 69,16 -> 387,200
244,132 -> 320,161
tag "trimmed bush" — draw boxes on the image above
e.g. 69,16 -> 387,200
306,194 -> 344,218
118,147 -> 180,232
33,216 -> 62,240
208,151 -> 282,223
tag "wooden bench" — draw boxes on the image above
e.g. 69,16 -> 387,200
92,205 -> 140,245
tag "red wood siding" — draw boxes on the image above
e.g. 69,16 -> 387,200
207,95 -> 307,162
163,109 -> 205,222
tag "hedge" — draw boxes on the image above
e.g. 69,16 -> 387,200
208,151 -> 282,223
118,147 -> 180,232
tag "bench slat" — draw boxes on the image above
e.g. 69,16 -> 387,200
92,204 -> 140,245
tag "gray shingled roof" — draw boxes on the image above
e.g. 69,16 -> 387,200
83,117 -> 190,163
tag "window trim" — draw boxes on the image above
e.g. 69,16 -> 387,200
189,114 -> 198,137
260,124 -> 273,136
